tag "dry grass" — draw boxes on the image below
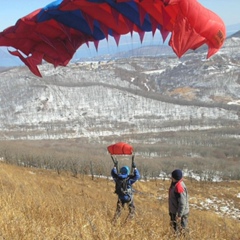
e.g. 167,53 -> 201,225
0,163 -> 239,240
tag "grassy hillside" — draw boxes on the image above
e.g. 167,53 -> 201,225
0,162 -> 239,240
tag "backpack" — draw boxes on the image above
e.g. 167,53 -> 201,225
115,177 -> 132,197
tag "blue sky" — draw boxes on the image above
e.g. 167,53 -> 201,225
0,0 -> 240,32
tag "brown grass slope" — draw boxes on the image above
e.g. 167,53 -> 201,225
0,163 -> 239,240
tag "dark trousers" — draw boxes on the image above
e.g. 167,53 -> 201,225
113,198 -> 135,221
169,213 -> 188,232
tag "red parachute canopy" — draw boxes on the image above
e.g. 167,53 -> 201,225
0,0 -> 226,77
167,0 -> 226,58
107,142 -> 133,155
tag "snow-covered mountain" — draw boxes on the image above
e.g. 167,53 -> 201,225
0,33 -> 239,145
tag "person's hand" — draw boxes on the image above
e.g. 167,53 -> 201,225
132,162 -> 136,168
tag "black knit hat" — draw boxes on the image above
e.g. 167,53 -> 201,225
171,169 -> 183,181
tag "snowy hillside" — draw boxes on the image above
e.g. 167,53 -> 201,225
0,35 -> 239,145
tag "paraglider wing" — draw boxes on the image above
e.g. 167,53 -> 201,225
107,142 -> 133,155
56,0 -> 226,58
0,8 -> 95,77
0,0 -> 226,76
168,0 -> 226,58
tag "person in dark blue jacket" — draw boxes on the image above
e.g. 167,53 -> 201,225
111,162 -> 140,222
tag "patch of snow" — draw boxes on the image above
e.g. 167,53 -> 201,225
191,196 -> 240,220
183,169 -> 223,182
144,83 -> 150,91
143,69 -> 165,74
227,100 -> 240,105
